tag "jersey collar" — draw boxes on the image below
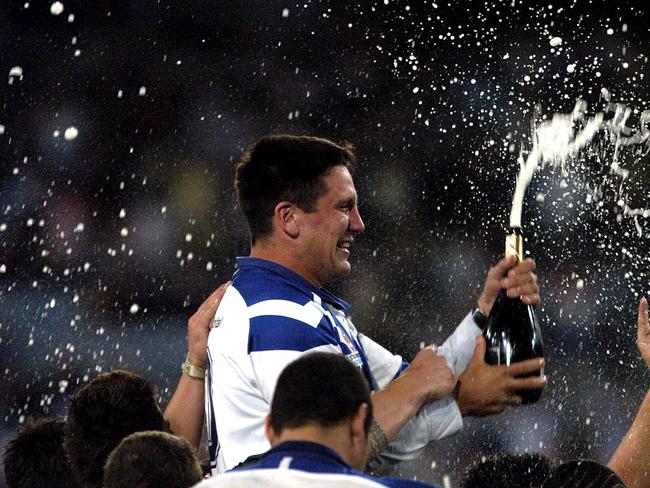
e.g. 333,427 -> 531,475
236,257 -> 352,313
266,440 -> 350,469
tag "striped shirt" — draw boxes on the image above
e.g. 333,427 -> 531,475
206,257 -> 480,474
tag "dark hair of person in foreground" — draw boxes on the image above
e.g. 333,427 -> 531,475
64,369 -> 166,488
462,453 -> 628,488
542,459 -> 626,488
462,452 -> 552,488
103,430 -> 203,488
270,351 -> 373,435
3,417 -> 80,488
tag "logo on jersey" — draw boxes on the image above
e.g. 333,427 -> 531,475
346,351 -> 364,369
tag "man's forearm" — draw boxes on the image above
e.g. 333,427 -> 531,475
608,388 -> 650,488
371,371 -> 427,441
164,374 -> 205,451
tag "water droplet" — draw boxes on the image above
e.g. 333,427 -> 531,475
50,1 -> 64,15
64,126 -> 78,140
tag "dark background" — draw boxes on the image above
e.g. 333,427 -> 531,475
1,0 -> 650,486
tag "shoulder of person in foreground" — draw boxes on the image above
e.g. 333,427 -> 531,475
191,469 -> 437,488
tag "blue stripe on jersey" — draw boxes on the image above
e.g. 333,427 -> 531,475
248,316 -> 339,353
205,349 -> 220,467
233,268 -> 312,308
394,360 -> 410,380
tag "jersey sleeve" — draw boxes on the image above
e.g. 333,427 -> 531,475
357,334 -> 408,389
437,311 -> 481,375
365,313 -> 480,471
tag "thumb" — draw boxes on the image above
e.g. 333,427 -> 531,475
470,335 -> 487,364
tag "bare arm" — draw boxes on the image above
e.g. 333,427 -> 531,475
608,297 -> 650,488
164,283 -> 228,451
371,347 -> 456,442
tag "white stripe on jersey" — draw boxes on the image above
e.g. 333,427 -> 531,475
278,456 -> 293,469
248,299 -> 324,327
194,468 -> 388,488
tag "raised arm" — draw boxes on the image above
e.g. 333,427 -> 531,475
164,283 -> 228,451
608,297 -> 650,488
367,257 -> 544,469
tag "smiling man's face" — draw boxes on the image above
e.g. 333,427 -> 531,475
299,165 -> 365,287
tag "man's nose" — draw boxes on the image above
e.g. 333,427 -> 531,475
348,207 -> 365,234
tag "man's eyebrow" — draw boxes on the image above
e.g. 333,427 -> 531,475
337,196 -> 356,206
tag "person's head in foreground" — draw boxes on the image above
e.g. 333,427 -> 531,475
541,459 -> 626,488
236,134 -> 364,286
103,430 -> 203,488
3,417 -> 80,488
64,369 -> 166,488
463,453 -> 627,488
264,351 -> 373,471
462,452 -> 552,488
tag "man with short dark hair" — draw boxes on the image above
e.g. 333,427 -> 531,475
64,369 -> 167,488
198,352 -> 437,487
3,418 -> 80,488
205,134 -> 545,473
103,431 -> 203,488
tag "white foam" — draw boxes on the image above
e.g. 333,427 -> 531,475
510,97 -> 650,228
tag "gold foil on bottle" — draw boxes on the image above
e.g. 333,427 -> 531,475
505,232 -> 523,264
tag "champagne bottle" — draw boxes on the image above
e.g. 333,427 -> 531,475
483,227 -> 545,404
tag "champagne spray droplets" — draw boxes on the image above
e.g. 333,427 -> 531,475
510,96 -> 650,229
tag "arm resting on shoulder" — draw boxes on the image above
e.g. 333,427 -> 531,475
164,284 -> 228,451
165,373 -> 206,451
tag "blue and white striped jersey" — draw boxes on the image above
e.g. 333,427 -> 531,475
194,441 -> 438,488
205,257 -> 480,474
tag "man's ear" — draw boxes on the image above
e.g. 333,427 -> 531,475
274,201 -> 300,239
264,413 -> 278,445
350,403 -> 369,444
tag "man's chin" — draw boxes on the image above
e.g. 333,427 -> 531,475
323,262 -> 352,284
336,261 -> 352,278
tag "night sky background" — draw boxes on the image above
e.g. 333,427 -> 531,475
2,0 -> 650,486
